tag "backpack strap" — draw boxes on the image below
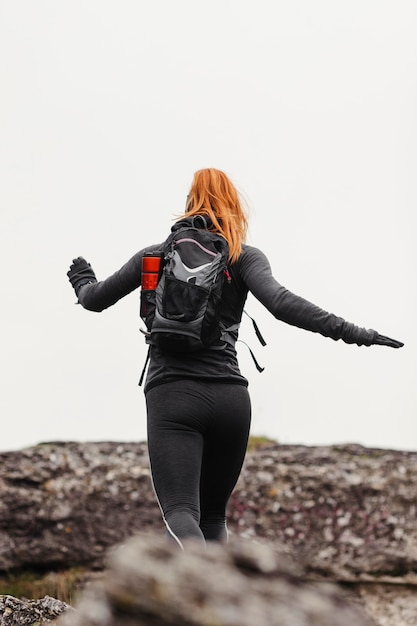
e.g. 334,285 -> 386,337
236,340 -> 265,373
240,311 -> 267,372
219,322 -> 240,346
243,310 -> 267,346
216,315 -> 267,373
138,345 -> 151,387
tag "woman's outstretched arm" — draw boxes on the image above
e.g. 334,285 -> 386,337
239,245 -> 403,348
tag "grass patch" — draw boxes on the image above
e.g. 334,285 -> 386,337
247,435 -> 276,452
0,567 -> 90,604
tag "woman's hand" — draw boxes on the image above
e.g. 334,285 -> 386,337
373,334 -> 404,348
67,256 -> 97,296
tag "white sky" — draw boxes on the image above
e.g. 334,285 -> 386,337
1,1 -> 416,452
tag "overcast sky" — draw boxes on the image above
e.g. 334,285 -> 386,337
1,1 -> 416,453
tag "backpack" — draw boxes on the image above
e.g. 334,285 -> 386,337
138,215 -> 266,386
140,215 -> 231,353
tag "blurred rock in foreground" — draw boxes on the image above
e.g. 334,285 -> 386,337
57,533 -> 376,626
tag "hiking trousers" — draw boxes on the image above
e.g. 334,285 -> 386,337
145,380 -> 251,547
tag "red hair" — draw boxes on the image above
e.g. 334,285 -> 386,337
179,168 -> 248,263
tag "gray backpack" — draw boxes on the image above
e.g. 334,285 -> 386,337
139,216 -> 266,385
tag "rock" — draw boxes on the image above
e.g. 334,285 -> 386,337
229,443 -> 417,584
1,441 -> 416,625
0,442 -> 162,570
0,594 -> 72,625
350,584 -> 417,626
1,441 -> 416,582
57,533 -> 377,626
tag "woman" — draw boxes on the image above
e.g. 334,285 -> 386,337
67,168 -> 403,548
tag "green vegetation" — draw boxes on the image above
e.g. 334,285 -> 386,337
247,435 -> 276,451
0,567 -> 89,604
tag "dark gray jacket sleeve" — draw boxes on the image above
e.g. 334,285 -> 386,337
239,245 -> 377,346
77,245 -> 162,312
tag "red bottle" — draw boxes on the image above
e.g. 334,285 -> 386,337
141,252 -> 163,291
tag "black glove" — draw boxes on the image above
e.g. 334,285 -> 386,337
373,334 -> 404,349
67,256 -> 97,296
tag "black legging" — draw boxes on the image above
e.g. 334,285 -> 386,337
146,380 -> 251,547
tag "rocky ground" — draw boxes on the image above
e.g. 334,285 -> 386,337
0,440 -> 416,625
232,442 -> 417,583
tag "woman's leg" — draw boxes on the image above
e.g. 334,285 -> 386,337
146,381 -> 210,547
199,384 -> 251,541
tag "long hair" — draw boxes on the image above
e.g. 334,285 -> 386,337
179,168 -> 248,263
